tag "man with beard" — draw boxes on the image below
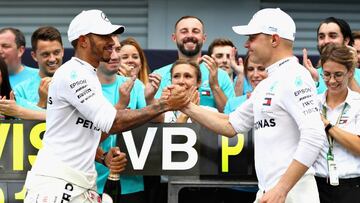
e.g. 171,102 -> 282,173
302,17 -> 360,93
153,16 -> 235,113
181,8 -> 326,203
24,10 -> 189,203
12,26 -> 63,110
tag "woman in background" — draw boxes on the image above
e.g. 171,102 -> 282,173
224,55 -> 267,114
314,43 -> 360,203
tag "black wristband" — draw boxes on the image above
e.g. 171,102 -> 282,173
325,123 -> 333,134
101,151 -> 108,167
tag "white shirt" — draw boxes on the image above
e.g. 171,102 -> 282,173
31,57 -> 116,179
315,89 -> 360,178
229,57 -> 326,191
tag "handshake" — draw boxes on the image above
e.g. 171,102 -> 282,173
159,85 -> 197,111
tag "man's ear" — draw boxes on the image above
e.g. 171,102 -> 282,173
17,45 -> 25,58
78,35 -> 88,48
271,34 -> 280,47
31,51 -> 38,62
171,33 -> 176,43
344,37 -> 350,46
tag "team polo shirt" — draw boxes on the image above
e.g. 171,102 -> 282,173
31,57 -> 117,178
316,67 -> 360,94
315,89 -> 360,178
229,57 -> 326,191
13,74 -> 44,111
96,76 -> 146,194
153,63 -> 235,108
224,95 -> 247,114
9,65 -> 38,88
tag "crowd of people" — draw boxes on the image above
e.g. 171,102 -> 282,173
0,7 -> 359,203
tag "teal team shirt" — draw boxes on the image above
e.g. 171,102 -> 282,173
13,74 -> 44,111
154,63 -> 235,108
224,95 -> 247,115
316,67 -> 360,94
96,75 -> 146,194
9,65 -> 38,89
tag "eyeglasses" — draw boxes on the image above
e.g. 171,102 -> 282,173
321,71 -> 348,82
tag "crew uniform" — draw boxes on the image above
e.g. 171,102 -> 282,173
24,57 -> 117,202
314,88 -> 360,203
229,57 -> 326,202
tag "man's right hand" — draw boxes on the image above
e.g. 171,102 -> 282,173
105,147 -> 127,173
302,48 -> 319,82
38,77 -> 52,108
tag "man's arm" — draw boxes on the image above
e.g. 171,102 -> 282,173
109,85 -> 189,134
181,102 -> 236,137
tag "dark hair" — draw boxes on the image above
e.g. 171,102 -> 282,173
120,37 -> 150,84
0,27 -> 26,48
0,58 -> 13,119
207,38 -> 236,57
174,16 -> 204,32
317,17 -> 354,46
31,26 -> 63,52
320,43 -> 357,72
170,59 -> 201,83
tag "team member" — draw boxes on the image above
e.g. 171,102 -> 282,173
303,17 -> 360,93
207,38 -> 245,96
13,26 -> 63,110
96,35 -> 147,203
0,27 -> 38,88
153,16 -> 235,113
314,43 -> 360,203
181,8 -> 326,202
24,9 -> 189,203
224,55 -> 267,114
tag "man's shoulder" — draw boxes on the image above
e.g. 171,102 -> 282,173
153,64 -> 173,75
23,65 -> 39,74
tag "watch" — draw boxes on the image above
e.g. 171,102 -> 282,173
325,123 -> 333,134
100,151 -> 108,167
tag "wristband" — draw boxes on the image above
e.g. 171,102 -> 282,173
101,151 -> 108,167
325,123 -> 333,134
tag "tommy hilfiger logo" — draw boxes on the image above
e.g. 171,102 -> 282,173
201,90 -> 211,96
263,97 -> 272,106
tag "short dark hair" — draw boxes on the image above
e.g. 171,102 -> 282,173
0,27 -> 26,48
207,38 -> 236,57
174,16 -> 204,31
171,59 -> 201,83
31,26 -> 63,52
317,17 -> 354,46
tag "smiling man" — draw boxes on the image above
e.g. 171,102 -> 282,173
13,26 -> 64,109
153,16 -> 235,112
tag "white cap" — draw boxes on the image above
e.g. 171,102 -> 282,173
68,9 -> 125,42
232,8 -> 296,41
